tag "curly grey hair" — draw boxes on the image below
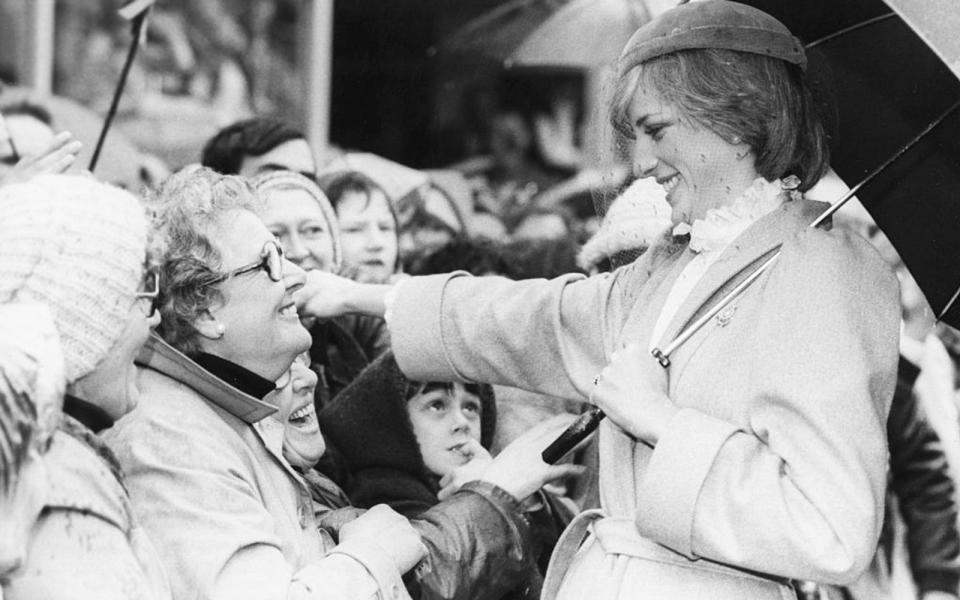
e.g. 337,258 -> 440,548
148,166 -> 264,355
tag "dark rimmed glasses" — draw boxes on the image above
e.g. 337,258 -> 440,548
135,270 -> 161,317
207,240 -> 285,286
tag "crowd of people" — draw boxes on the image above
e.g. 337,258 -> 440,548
1,2 -> 960,600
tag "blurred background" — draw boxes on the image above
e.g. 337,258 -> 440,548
0,0 -> 602,170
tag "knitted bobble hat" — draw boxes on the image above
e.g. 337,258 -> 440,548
577,177 -> 673,271
0,174 -> 147,382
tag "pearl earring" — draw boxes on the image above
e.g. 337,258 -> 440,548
216,324 -> 225,338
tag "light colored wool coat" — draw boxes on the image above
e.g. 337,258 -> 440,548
103,335 -> 411,600
3,422 -> 172,600
389,198 -> 901,599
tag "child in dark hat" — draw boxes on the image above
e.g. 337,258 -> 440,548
319,351 -> 576,596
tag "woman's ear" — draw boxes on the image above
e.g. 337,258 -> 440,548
194,310 -> 226,340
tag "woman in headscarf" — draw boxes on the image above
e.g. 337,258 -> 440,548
292,2 -> 900,598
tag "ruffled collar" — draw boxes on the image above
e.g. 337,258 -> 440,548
673,177 -> 800,254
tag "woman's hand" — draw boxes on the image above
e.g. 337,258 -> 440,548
590,342 -> 678,444
437,438 -> 493,501
467,414 -> 586,502
339,504 -> 426,573
1,131 -> 83,185
294,269 -> 393,320
294,270 -> 358,319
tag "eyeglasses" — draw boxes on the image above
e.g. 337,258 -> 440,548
135,270 -> 161,317
207,240 -> 285,285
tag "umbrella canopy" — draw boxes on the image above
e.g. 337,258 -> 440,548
319,152 -> 429,204
738,0 -> 960,326
884,0 -> 960,81
438,0 -> 663,69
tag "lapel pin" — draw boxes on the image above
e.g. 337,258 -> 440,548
716,305 -> 737,327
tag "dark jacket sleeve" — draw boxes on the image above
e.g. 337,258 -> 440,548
889,357 -> 960,595
344,314 -> 391,361
410,481 -> 538,600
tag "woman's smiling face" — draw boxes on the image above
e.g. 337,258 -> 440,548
204,209 -> 312,381
261,187 -> 337,273
627,83 -> 759,224
275,357 -> 325,469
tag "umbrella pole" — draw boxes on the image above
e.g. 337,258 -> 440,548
88,10 -> 149,172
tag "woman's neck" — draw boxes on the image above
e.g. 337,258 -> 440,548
691,170 -> 764,222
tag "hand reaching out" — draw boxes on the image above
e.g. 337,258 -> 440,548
590,342 -> 678,444
533,97 -> 582,171
437,438 -> 493,501
465,414 -> 586,502
1,132 -> 83,186
294,269 -> 392,321
294,269 -> 358,320
339,504 -> 426,573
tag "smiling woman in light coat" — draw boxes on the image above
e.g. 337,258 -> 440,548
103,168 -> 426,600
291,2 -> 901,598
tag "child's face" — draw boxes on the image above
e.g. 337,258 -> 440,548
407,383 -> 482,478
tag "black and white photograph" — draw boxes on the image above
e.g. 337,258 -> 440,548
0,1 -> 959,598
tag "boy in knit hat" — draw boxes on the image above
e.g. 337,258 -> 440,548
0,174 -> 171,600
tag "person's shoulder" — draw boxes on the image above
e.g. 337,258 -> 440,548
44,427 -> 130,530
104,368 -> 252,469
773,203 -> 899,308
783,213 -> 893,279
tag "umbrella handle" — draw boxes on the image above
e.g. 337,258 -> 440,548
541,406 -> 605,464
89,10 -> 149,172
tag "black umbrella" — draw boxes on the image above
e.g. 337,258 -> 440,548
739,0 -> 960,326
544,0 -> 960,463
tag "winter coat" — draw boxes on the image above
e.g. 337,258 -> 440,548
309,314 -> 390,409
319,351 -> 571,600
103,334 -> 412,600
387,198 -> 901,599
3,409 -> 171,600
839,356 -> 960,599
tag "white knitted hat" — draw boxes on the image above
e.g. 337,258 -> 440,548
577,177 -> 673,270
0,174 -> 146,382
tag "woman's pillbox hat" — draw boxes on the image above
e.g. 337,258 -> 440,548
0,174 -> 147,382
618,0 -> 806,76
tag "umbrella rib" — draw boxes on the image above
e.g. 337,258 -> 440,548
940,285 -> 960,323
806,12 -> 898,49
811,99 -> 960,229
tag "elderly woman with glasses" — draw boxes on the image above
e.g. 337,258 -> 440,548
253,170 -> 390,409
0,174 -> 170,600
101,168 -> 424,600
104,167 -> 572,600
